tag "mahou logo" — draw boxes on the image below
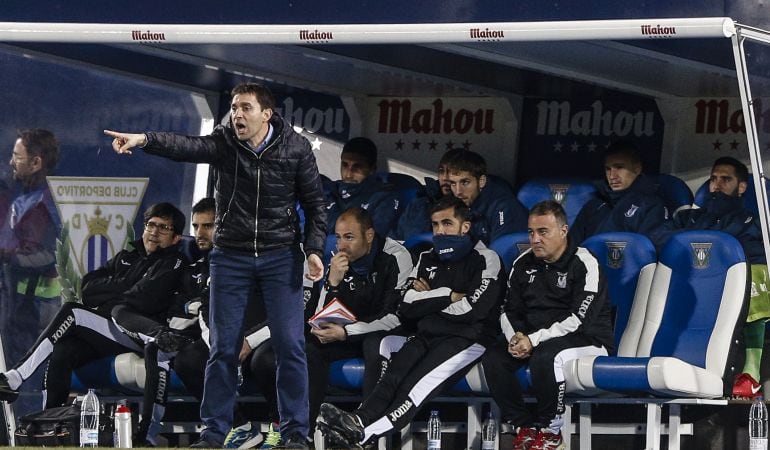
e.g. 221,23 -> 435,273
469,28 -> 505,40
640,24 -> 677,37
299,29 -> 334,42
131,30 -> 166,42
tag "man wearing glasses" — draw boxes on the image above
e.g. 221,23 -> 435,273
0,129 -> 62,393
0,203 -> 186,410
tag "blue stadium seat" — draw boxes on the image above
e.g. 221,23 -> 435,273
516,178 -> 597,225
651,174 -> 693,216
403,232 -> 433,254
486,174 -> 515,197
572,230 -> 749,398
489,232 -> 530,274
323,234 -> 337,267
694,176 -> 770,216
376,172 -> 422,190
580,232 -> 656,356
72,353 -> 186,394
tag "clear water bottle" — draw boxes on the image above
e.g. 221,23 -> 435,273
80,388 -> 100,447
751,396 -> 769,450
427,410 -> 441,450
481,411 -> 497,449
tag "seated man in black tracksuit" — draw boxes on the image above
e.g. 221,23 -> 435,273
244,206 -> 413,438
444,150 -> 528,245
316,196 -> 505,447
111,198 -> 258,448
325,137 -> 402,236
483,200 -> 613,450
652,157 -> 768,399
0,203 -> 186,408
570,140 -> 668,244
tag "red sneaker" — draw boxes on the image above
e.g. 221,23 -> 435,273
512,426 -> 538,450
733,373 -> 762,399
530,429 -> 565,450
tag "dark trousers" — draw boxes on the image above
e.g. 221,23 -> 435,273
6,302 -> 140,408
248,332 -> 386,431
482,334 -> 607,430
355,334 -> 485,443
140,338 -> 248,444
201,246 -> 307,445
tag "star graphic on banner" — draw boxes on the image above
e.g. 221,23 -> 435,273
462,140 -> 472,149
429,140 -> 438,150
553,142 -> 563,152
395,139 -> 404,150
730,140 -> 740,150
445,140 -> 455,150
587,141 -> 597,152
310,137 -> 322,151
712,139 -> 722,151
570,141 -> 579,152
412,140 -> 421,150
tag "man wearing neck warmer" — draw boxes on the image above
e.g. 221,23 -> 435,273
652,157 -> 767,400
570,140 -> 668,245
317,196 -> 504,447
325,137 -> 402,236
242,206 -> 413,438
483,200 -> 613,450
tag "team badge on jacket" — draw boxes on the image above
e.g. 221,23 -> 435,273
624,204 -> 639,218
557,271 -> 568,289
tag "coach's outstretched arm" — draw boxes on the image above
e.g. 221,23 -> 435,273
104,129 -> 148,155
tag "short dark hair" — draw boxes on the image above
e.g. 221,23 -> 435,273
529,200 -> 567,227
342,137 -> 378,169
192,197 -> 216,215
17,128 -> 59,173
337,207 -> 374,235
604,140 -> 642,167
712,156 -> 749,184
144,202 -> 185,236
439,147 -> 467,166
443,149 -> 487,179
230,83 -> 275,111
430,196 -> 470,222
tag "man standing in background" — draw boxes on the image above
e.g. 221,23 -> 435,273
0,129 -> 61,415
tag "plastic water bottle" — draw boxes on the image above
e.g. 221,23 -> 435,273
80,389 -> 100,447
114,402 -> 132,448
481,411 -> 497,449
427,410 -> 441,450
751,396 -> 769,450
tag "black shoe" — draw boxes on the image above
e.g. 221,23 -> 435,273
317,403 -> 364,446
0,374 -> 18,402
190,437 -> 220,448
155,328 -> 195,353
277,432 -> 309,449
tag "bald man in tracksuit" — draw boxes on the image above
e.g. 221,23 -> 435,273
483,200 -> 613,450
317,196 -> 505,447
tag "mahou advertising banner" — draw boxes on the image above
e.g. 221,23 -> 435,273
361,97 -> 518,181
517,96 -> 665,183
658,97 -> 770,172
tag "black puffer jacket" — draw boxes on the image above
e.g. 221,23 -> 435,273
144,115 -> 327,256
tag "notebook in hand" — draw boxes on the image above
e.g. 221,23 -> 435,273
307,298 -> 357,329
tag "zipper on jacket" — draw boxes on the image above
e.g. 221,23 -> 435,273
240,131 -> 281,257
